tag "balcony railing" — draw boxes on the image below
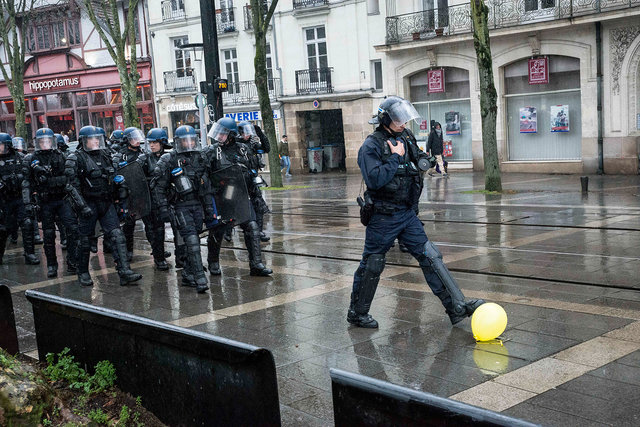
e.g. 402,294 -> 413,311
161,0 -> 186,21
386,0 -> 640,44
244,2 -> 270,31
216,8 -> 237,33
295,68 -> 333,95
164,69 -> 197,92
293,0 -> 329,9
223,79 -> 281,105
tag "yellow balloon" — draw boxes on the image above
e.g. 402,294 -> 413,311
471,303 -> 508,341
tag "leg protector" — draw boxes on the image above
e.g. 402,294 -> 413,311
77,236 -> 93,286
353,254 -> 385,316
65,224 -> 79,271
185,234 -> 208,293
207,230 -> 222,275
43,227 -> 57,267
420,240 -> 485,320
243,221 -> 272,276
108,228 -> 142,285
20,217 -> 39,264
123,218 -> 135,254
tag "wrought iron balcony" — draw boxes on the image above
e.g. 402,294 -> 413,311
161,0 -> 186,21
293,0 -> 329,9
385,0 -> 640,44
244,2 -> 270,31
163,69 -> 196,92
222,79 -> 281,106
295,68 -> 333,95
216,8 -> 237,34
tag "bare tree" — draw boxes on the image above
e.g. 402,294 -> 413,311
0,0 -> 36,139
81,0 -> 140,128
471,0 -> 502,191
249,0 -> 281,187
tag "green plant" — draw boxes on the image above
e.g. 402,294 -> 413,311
42,418 -> 52,426
45,348 -> 116,395
91,360 -> 117,393
0,349 -> 16,368
88,408 -> 110,424
135,395 -> 142,407
117,405 -> 131,426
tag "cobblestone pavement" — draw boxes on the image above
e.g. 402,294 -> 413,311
3,172 -> 640,426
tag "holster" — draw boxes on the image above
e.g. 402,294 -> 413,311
357,193 -> 374,226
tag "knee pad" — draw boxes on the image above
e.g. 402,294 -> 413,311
43,228 -> 57,243
419,240 -> 441,268
244,221 -> 259,234
184,233 -> 199,247
108,228 -> 126,245
21,217 -> 33,230
365,254 -> 386,275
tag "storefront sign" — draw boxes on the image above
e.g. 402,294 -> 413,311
28,76 -> 80,92
443,140 -> 453,157
528,58 -> 549,85
225,109 -> 281,122
427,69 -> 445,93
114,111 -> 124,131
519,107 -> 537,133
550,105 -> 569,132
445,111 -> 460,135
165,102 -> 197,112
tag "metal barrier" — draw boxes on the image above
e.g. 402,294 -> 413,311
26,290 -> 281,426
0,284 -> 19,354
331,368 -> 539,427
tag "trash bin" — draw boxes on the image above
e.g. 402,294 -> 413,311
323,144 -> 343,169
307,147 -> 324,173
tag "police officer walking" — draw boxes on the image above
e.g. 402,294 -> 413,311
348,96 -> 484,328
152,125 -> 211,293
23,128 -> 78,277
54,133 -> 70,248
65,126 -> 142,287
0,133 -> 40,265
137,128 -> 172,271
205,118 -> 272,277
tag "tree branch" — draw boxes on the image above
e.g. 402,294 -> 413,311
83,0 -> 119,63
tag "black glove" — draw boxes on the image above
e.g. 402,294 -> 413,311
80,206 -> 93,219
159,207 -> 171,223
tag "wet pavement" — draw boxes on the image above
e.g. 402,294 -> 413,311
2,171 -> 640,426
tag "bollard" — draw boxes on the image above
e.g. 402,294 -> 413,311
580,176 -> 589,193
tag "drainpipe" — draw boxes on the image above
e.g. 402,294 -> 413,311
596,22 -> 604,175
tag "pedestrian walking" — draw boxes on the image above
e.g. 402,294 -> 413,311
426,122 -> 448,177
279,135 -> 292,177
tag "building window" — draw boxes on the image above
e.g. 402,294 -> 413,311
172,37 -> 192,77
223,48 -> 239,94
220,0 -> 235,25
266,43 -> 274,90
524,0 -> 555,12
124,7 -> 141,43
305,26 -> 328,85
371,60 -> 383,91
27,18 -> 81,52
367,0 -> 380,15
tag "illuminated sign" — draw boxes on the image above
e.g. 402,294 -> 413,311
214,78 -> 228,92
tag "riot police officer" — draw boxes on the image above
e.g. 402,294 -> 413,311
65,126 -> 142,287
11,136 -> 26,154
114,127 -> 147,260
54,133 -> 70,249
238,121 -> 271,243
9,137 -> 27,244
0,133 -> 39,265
348,96 -> 484,328
109,130 -> 125,152
205,118 -> 272,277
151,125 -> 211,293
23,128 -> 78,277
137,128 -> 172,270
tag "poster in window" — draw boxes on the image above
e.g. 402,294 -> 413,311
427,69 -> 445,93
444,111 -> 461,135
550,105 -> 569,132
443,140 -> 453,157
519,107 -> 537,133
528,57 -> 549,85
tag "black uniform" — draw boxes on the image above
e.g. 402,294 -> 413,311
113,145 -> 144,257
151,149 -> 211,292
65,148 -> 142,286
0,149 -> 39,264
23,149 -> 78,275
205,141 -> 272,276
247,135 -> 270,241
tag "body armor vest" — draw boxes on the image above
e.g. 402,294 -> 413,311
170,151 -> 207,203
77,150 -> 116,199
27,151 -> 68,200
0,153 -> 24,198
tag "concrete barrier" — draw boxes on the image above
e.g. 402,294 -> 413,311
331,368 -> 539,427
26,290 -> 281,426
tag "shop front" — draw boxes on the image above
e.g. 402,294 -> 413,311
0,56 -> 155,142
409,66 -> 472,163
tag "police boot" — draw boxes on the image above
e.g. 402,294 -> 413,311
47,265 -> 58,278
151,226 -> 168,271
244,222 -> 272,276
108,229 -> 142,286
185,234 -> 209,293
65,227 -> 79,274
256,215 -> 270,242
434,290 -> 485,325
21,219 -> 40,265
77,236 -> 93,287
43,228 -> 58,271
347,254 -> 385,329
207,232 -> 222,276
175,244 -> 186,269
0,230 -> 7,264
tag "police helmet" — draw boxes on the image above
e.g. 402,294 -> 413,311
147,128 -> 171,146
124,126 -> 145,148
375,96 -> 421,128
174,125 -> 200,153
237,120 -> 256,140
110,130 -> 125,144
0,132 -> 13,154
54,133 -> 68,151
208,117 -> 238,145
35,127 -> 55,151
79,126 -> 106,151
10,136 -> 25,152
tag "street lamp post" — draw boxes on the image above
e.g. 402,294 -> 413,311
199,0 -> 224,122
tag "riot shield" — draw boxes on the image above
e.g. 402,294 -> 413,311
117,161 -> 151,219
210,165 -> 252,225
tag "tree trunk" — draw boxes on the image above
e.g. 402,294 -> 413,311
14,96 -> 27,140
118,56 -> 140,128
471,0 -> 502,192
251,0 -> 282,187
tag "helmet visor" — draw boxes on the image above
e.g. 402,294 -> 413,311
238,123 -> 256,140
35,135 -> 54,151
176,134 -> 201,153
83,134 -> 106,151
386,99 -> 421,126
207,122 -> 232,144
127,129 -> 145,147
11,137 -> 26,151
